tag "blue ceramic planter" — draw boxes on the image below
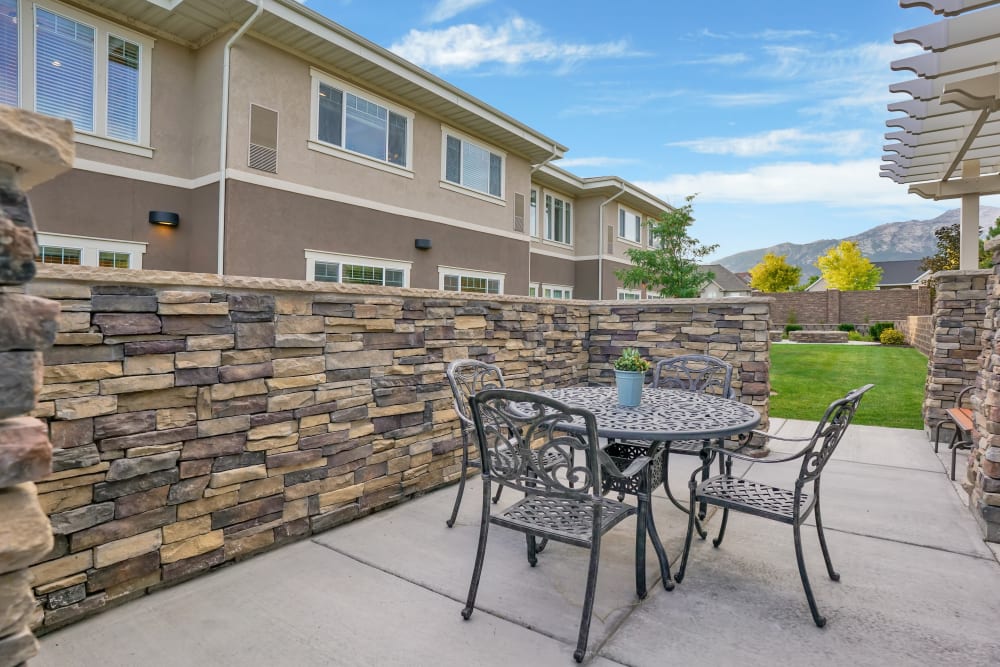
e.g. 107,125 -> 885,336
614,370 -> 644,407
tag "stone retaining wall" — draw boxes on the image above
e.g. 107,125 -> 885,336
21,266 -> 772,630
923,270 -> 991,434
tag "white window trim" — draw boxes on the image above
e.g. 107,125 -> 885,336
438,265 -> 505,294
440,125 -> 506,204
617,288 -> 642,300
304,249 -> 412,287
541,284 -> 573,300
15,0 -> 154,155
528,282 -> 539,297
618,205 -> 643,246
308,67 -> 415,176
542,189 -> 573,247
36,231 -> 146,268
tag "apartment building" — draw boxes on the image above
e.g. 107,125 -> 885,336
7,0 -> 669,297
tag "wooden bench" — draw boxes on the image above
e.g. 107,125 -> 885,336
933,386 -> 975,481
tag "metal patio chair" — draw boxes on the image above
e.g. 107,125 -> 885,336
462,389 -> 667,663
675,384 -> 874,628
931,385 -> 975,481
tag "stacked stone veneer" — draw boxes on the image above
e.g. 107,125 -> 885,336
0,108 -> 73,666
972,246 -> 1000,541
896,315 -> 933,357
923,270 -> 991,435
21,267 -> 772,630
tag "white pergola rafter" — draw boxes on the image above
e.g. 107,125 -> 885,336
883,0 -> 1000,268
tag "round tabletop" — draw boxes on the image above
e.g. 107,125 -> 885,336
535,386 -> 761,441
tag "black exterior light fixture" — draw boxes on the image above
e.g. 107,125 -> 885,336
414,238 -> 432,250
149,210 -> 180,227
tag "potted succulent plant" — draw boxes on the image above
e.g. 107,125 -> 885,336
613,347 -> 650,407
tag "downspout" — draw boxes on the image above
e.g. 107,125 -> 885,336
597,182 -> 627,300
526,145 -> 559,295
217,0 -> 265,275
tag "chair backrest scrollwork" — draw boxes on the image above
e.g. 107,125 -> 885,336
469,389 -> 602,498
798,384 -> 875,485
446,359 -> 506,429
652,354 -> 734,398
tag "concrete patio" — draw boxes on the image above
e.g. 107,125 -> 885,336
34,420 -> 1000,666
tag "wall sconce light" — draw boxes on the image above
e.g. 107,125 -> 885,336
149,211 -> 180,227
414,238 -> 432,250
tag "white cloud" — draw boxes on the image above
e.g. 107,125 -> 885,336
635,160 -> 924,208
390,16 -> 635,71
670,128 -> 870,158
706,92 -> 791,107
426,0 -> 490,24
557,156 -> 638,168
681,53 -> 748,66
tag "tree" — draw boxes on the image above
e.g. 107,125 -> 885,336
986,216 -> 1000,241
748,252 -> 802,292
615,195 -> 719,298
815,241 -> 882,291
920,223 -> 990,273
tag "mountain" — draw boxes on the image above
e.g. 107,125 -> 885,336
717,206 -> 1000,275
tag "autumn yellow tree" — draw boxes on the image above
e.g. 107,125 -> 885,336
815,241 -> 882,291
748,252 -> 802,292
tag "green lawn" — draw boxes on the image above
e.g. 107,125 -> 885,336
769,344 -> 927,429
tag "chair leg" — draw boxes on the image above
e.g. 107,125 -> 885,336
492,483 -> 503,504
461,487 -> 491,621
675,478 -> 700,584
712,507 -> 729,548
573,534 -> 603,663
634,502 -> 647,600
446,434 -> 471,528
814,497 -> 839,582
793,522 -> 826,628
932,420 -> 946,454
526,534 -> 538,567
698,451 -> 710,520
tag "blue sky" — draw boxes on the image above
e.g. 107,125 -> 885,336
298,0 -> 976,260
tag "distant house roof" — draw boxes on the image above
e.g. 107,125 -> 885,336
734,272 -> 752,285
873,260 -> 928,286
701,265 -> 753,293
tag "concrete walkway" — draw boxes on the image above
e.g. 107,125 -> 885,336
36,420 -> 1000,666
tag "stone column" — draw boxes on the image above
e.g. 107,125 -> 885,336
0,108 -> 73,666
973,241 -> 1000,542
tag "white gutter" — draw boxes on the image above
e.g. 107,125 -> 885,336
597,182 -> 627,300
217,0 -> 265,275
530,145 -> 559,174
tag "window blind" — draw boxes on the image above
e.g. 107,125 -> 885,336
107,35 -> 139,141
0,0 -> 17,106
35,8 -> 95,132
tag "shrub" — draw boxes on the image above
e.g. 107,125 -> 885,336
837,323 -> 855,332
869,321 -> 894,341
847,331 -> 866,342
784,324 -> 803,334
879,329 -> 906,346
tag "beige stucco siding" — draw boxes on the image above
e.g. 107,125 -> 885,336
224,180 -> 530,292
225,37 -> 531,238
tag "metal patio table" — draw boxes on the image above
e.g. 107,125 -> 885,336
535,385 -> 761,583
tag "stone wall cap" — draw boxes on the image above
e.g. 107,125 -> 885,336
0,108 -> 74,190
930,269 -> 993,279
33,265 -> 774,306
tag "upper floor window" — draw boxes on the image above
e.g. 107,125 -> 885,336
619,206 -> 642,244
35,232 -> 145,268
305,250 -> 410,287
442,129 -> 503,199
1,1 -> 152,152
439,266 -> 504,294
310,69 -> 413,173
529,189 -> 537,237
544,193 -> 572,244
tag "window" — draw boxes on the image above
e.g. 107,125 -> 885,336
310,70 -> 413,173
528,283 -> 538,297
442,130 -> 503,198
617,288 -> 642,300
543,285 -> 573,299
0,1 -> 152,151
305,250 -> 410,287
619,206 -> 642,243
35,232 -> 145,268
544,193 -> 572,244
529,189 -> 537,237
439,267 -> 504,294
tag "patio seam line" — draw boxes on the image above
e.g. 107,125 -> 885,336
800,524 -> 996,562
309,536 -> 600,652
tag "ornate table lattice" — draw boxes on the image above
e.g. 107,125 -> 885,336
535,386 -> 760,441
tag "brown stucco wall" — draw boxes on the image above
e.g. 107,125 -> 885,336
30,170 -> 218,274
224,180 -> 530,291
768,288 -> 931,326
530,253 -> 576,288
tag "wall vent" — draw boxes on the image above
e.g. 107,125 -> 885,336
513,192 -> 525,232
248,104 -> 278,174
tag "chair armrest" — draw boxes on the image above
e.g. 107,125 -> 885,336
957,385 -> 976,407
